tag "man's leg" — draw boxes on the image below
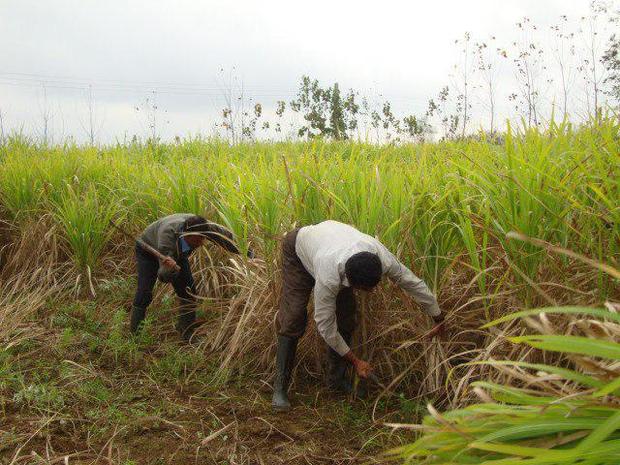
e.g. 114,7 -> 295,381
131,244 -> 158,334
327,287 -> 357,393
273,228 -> 314,411
172,257 -> 197,342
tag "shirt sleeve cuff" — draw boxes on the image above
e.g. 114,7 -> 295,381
333,341 -> 351,357
426,302 -> 442,318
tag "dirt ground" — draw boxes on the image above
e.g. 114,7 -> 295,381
3,385 -> 399,464
0,286 -> 415,465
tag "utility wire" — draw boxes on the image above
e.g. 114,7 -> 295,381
0,71 -> 430,105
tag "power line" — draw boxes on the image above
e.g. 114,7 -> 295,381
0,78 -> 299,98
0,71 -> 299,93
0,72 -> 432,114
0,71 -> 431,104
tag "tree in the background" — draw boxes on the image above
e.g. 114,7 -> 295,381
426,86 -> 460,140
377,101 -> 400,140
601,5 -> 620,106
359,96 -> 380,142
134,91 -> 169,147
267,100 -> 285,135
576,2 -> 611,120
361,96 -> 430,143
602,33 -> 620,103
289,76 -> 360,140
289,77 -> 324,138
401,114 -> 432,142
329,83 -> 344,139
240,103 -> 264,141
216,67 -> 266,143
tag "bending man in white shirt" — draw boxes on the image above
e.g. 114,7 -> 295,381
272,220 -> 444,411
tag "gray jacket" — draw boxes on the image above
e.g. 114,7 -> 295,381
140,213 -> 240,262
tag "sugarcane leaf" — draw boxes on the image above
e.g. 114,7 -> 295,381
508,335 -> 620,360
477,418 -> 603,443
471,381 -> 558,405
469,441 -> 569,458
464,360 -> 605,388
482,307 -> 620,329
576,410 -> 620,451
594,376 -> 620,397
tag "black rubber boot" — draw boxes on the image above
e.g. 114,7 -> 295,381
130,306 -> 146,334
176,299 -> 198,343
327,332 -> 354,394
272,335 -> 298,412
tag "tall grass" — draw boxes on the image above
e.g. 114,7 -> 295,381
0,118 -> 617,405
53,185 -> 120,273
0,154 -> 42,220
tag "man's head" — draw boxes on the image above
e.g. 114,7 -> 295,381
183,215 -> 209,248
344,252 -> 382,291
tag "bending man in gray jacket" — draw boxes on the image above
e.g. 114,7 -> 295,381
272,220 -> 444,411
131,213 -> 245,342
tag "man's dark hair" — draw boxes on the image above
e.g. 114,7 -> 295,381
345,252 -> 382,289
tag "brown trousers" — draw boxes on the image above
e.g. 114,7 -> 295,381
277,228 -> 357,340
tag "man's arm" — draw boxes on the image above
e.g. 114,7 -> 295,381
156,225 -> 178,262
314,282 -> 374,378
313,283 -> 350,356
378,245 -> 442,319
154,224 -> 180,280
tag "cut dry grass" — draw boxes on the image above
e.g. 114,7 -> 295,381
0,275 -> 55,352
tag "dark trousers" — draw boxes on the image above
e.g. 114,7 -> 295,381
276,229 -> 357,342
133,243 -> 197,327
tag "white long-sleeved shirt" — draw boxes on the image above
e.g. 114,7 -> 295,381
295,220 -> 441,356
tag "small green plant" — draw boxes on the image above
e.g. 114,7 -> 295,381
397,394 -> 427,421
13,383 -> 65,412
0,349 -> 23,404
148,347 -> 202,384
106,309 -> 139,363
340,402 -> 371,431
76,378 -> 112,403
58,327 -> 75,350
97,278 -> 134,306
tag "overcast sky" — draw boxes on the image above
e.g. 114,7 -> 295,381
0,0 -> 614,143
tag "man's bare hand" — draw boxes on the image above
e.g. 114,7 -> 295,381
427,318 -> 446,340
344,350 -> 374,378
353,359 -> 374,378
162,256 -> 178,270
